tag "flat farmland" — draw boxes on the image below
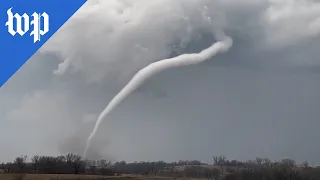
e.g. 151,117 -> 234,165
0,174 -> 196,180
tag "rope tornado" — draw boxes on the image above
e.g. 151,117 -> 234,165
84,36 -> 233,159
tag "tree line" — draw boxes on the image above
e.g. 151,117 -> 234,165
1,154 -> 320,180
0,153 -> 204,175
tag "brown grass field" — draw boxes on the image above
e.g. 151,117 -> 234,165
0,164 -> 226,180
0,173 -> 198,180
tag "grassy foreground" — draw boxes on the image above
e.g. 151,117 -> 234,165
0,174 -> 187,180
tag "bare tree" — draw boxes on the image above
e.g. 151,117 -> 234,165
302,161 -> 310,169
87,160 -> 97,175
280,158 -> 296,169
262,158 -> 271,168
255,157 -> 263,165
98,159 -> 107,168
31,155 -> 39,172
213,156 -> 219,165
14,155 -> 27,173
66,153 -> 85,174
213,155 -> 227,166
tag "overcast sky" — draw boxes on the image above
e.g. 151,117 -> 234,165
1,0 -> 320,164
